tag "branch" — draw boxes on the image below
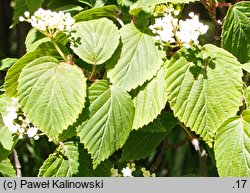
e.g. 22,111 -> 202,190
13,149 -> 22,177
150,138 -> 168,172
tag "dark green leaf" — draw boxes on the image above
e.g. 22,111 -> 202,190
120,130 -> 167,161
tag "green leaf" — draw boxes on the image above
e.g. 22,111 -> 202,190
0,158 -> 16,177
107,23 -> 165,91
242,62 -> 250,73
140,118 -> 167,132
0,126 -> 15,152
0,58 -> 18,71
130,0 -> 198,15
77,80 -> 134,168
214,110 -> 250,176
25,29 -> 50,53
4,47 -> 59,98
53,5 -> 84,15
39,142 -> 80,177
0,123 -> 15,162
17,56 -> 87,139
141,111 -> 178,133
0,127 -> 16,162
120,130 -> 167,161
12,0 -> 44,26
246,86 -> 250,109
74,5 -> 119,22
71,18 -> 120,65
25,0 -> 44,13
165,45 -> 243,147
38,142 -> 110,176
77,0 -> 107,7
12,0 -> 28,26
25,29 -> 68,53
132,66 -> 167,129
222,1 -> 250,63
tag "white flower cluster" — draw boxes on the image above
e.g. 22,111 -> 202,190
149,10 -> 209,48
19,9 -> 76,37
2,98 -> 39,140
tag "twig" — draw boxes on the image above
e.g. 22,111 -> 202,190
13,149 -> 22,177
199,147 -> 208,177
150,139 -> 168,172
200,0 -> 230,46
150,136 -> 191,172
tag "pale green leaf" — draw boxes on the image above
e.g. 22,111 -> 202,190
0,126 -> 15,152
107,23 -> 165,91
38,142 -> 110,176
25,29 -> 50,53
0,124 -> 15,162
222,1 -> 250,63
77,81 -> 134,168
17,56 -> 87,139
214,110 -> 250,176
132,66 -> 167,129
246,86 -> 250,109
120,130 -> 167,161
130,0 -> 198,15
165,45 -> 242,147
242,62 -> 250,73
4,47 -> 59,98
0,125 -> 15,162
39,142 -> 79,177
0,158 -> 16,177
71,18 -> 120,65
0,58 -> 18,71
25,29 -> 68,53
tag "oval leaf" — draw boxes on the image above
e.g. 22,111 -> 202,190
70,18 -> 120,65
39,142 -> 79,177
214,110 -> 250,176
17,56 -> 87,139
77,81 -> 134,168
132,66 -> 167,129
222,1 -> 250,63
107,23 -> 165,91
165,45 -> 243,147
4,47 -> 59,98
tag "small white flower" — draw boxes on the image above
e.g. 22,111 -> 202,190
27,126 -> 38,138
19,134 -> 24,139
34,135 -> 40,140
18,128 -> 25,134
24,11 -> 30,18
192,139 -> 200,151
188,12 -> 195,18
173,10 -> 180,16
121,167 -> 133,177
19,16 -> 25,22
